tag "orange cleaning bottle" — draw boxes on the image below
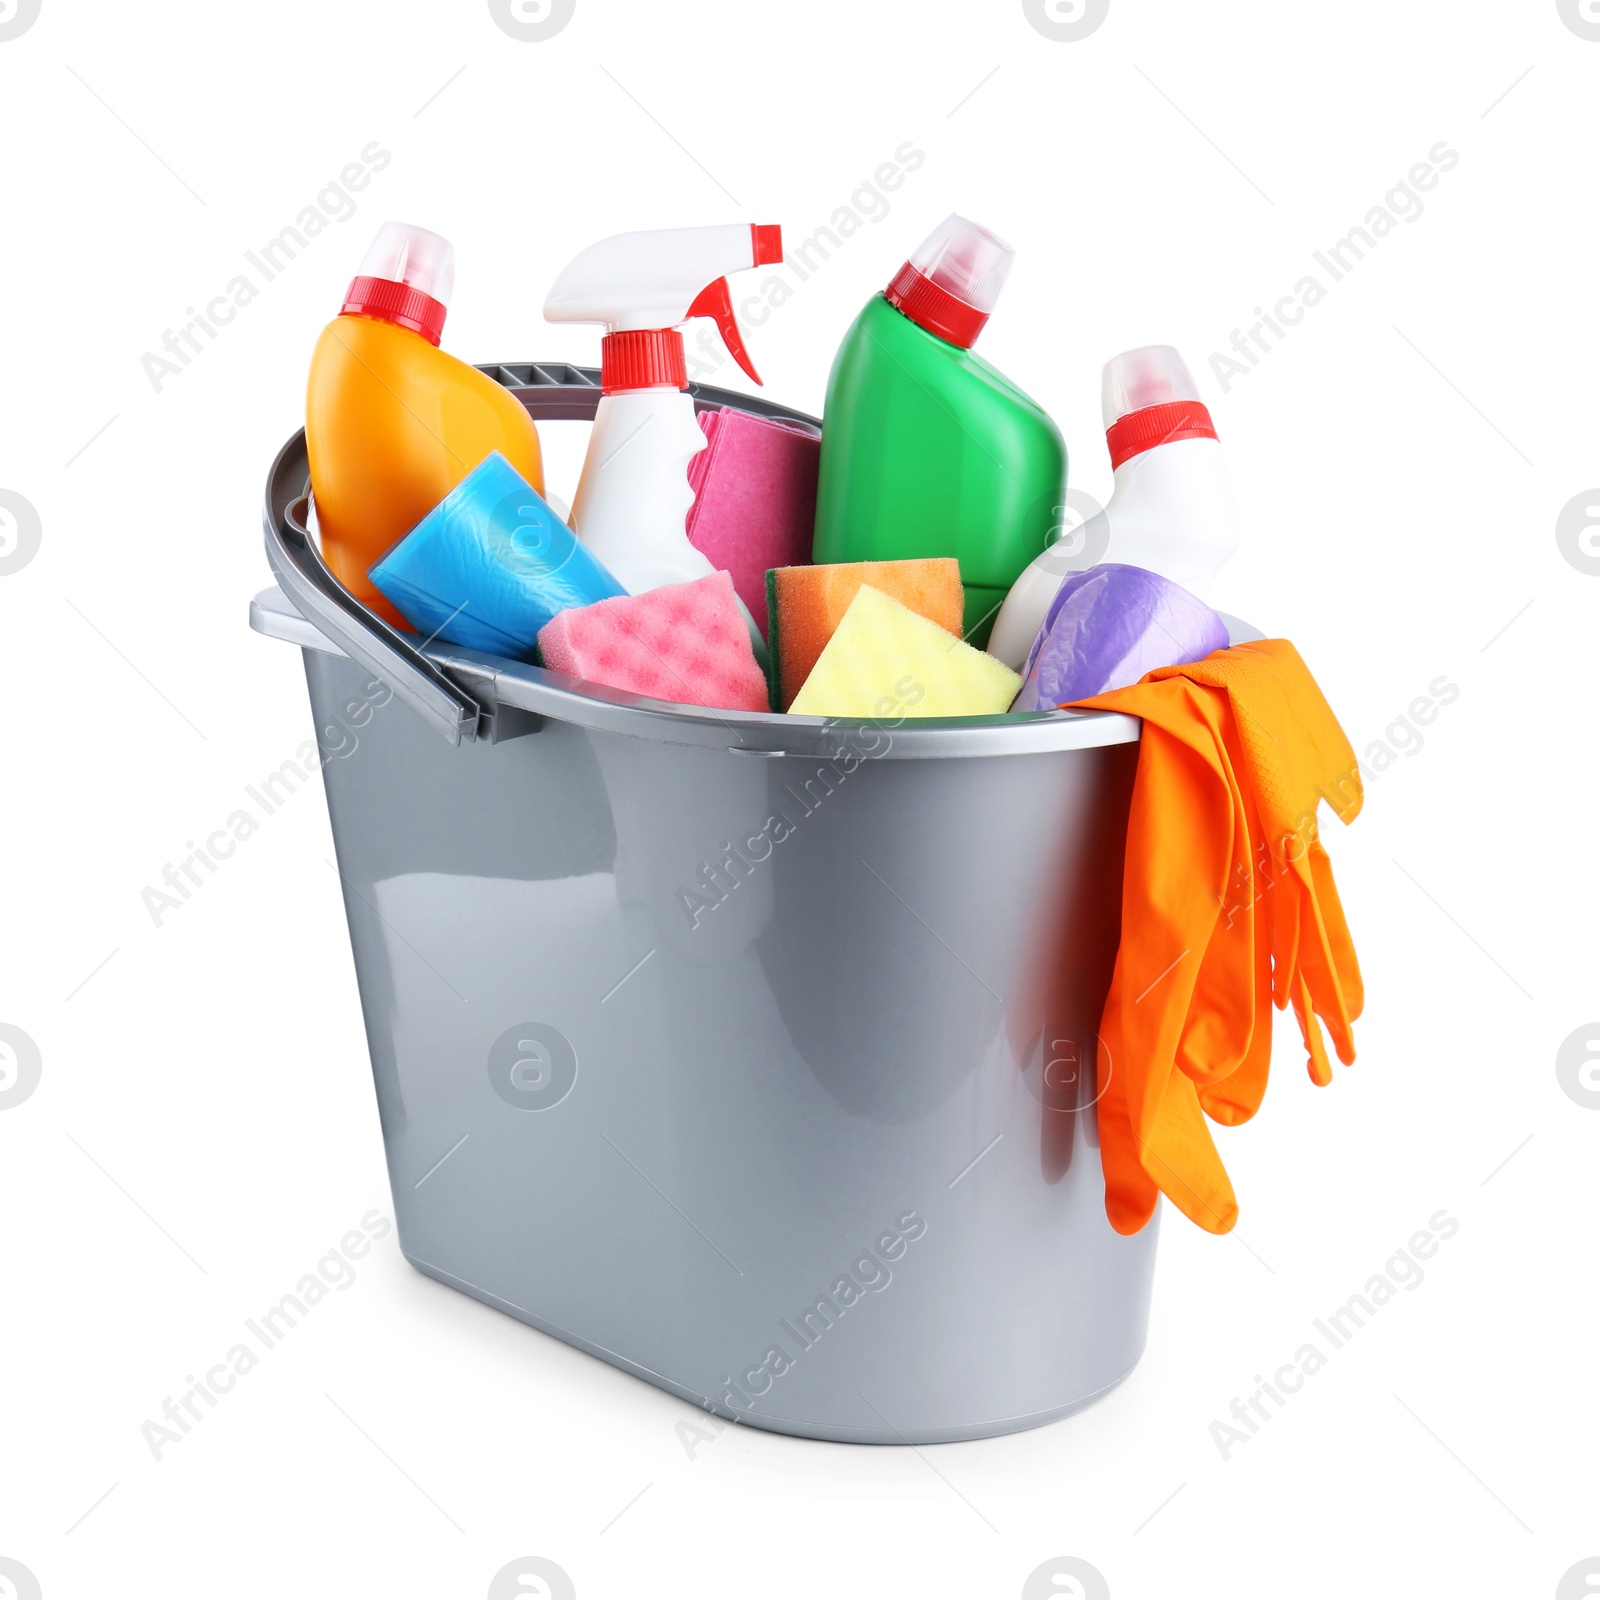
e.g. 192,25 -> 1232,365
305,221 -> 544,629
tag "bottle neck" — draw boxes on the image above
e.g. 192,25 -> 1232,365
883,264 -> 989,349
340,276 -> 447,346
1105,400 -> 1217,471
601,328 -> 688,395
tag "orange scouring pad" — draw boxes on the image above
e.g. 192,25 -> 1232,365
765,557 -> 964,711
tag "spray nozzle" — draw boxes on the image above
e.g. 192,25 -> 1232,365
545,223 -> 782,393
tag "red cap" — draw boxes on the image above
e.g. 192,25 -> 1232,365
340,275 -> 448,347
884,215 -> 1015,349
884,263 -> 991,349
601,328 -> 688,394
1106,399 -> 1218,471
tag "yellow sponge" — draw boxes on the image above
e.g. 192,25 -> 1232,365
789,585 -> 1021,718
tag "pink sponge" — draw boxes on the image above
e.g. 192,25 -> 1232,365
537,571 -> 770,713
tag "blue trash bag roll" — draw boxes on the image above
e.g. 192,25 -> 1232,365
1013,563 -> 1230,712
368,451 -> 626,662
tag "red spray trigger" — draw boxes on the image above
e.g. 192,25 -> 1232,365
686,276 -> 763,386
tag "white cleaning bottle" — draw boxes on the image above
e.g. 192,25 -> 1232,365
987,345 -> 1241,671
544,224 -> 784,600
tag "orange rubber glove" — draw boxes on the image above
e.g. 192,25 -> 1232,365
1070,639 -> 1363,1235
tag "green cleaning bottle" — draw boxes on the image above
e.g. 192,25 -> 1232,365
811,215 -> 1066,646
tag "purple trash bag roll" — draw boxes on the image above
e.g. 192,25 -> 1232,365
1013,563 -> 1230,712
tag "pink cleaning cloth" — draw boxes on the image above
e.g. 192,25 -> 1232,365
685,406 -> 820,637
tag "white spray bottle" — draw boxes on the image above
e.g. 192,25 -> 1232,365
988,345 -> 1242,670
544,224 -> 784,607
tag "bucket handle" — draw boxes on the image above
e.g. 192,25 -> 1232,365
263,472 -> 482,746
262,365 -> 822,746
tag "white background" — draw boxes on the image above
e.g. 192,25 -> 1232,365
2,1 -> 1596,1596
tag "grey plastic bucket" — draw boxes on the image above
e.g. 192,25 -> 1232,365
253,364 -> 1178,1445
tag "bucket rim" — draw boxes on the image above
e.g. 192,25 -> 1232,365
250,582 -> 1147,758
